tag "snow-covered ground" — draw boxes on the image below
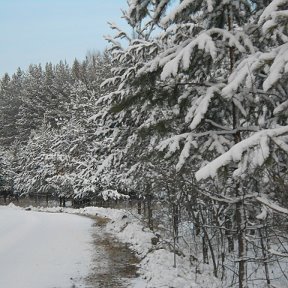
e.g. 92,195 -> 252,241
20,204 -> 220,288
0,205 -> 93,288
1,204 -> 220,288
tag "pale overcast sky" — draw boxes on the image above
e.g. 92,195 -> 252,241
0,0 -> 128,76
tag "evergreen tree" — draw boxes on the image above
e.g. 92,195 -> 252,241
102,1 -> 288,286
0,72 -> 23,147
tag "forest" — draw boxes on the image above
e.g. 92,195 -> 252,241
1,0 -> 288,287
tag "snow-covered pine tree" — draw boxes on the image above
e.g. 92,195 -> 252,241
100,1 -> 183,197
193,1 -> 288,286
14,120 -> 89,204
12,52 -> 121,204
16,64 -> 47,143
103,0 -> 288,286
0,71 -> 23,147
0,148 -> 14,204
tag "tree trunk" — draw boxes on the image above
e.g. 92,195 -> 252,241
259,226 -> 270,285
235,190 -> 247,288
46,193 -> 49,206
227,6 -> 247,286
173,220 -> 177,268
173,204 -> 179,241
202,235 -> 209,264
225,213 -> 235,252
147,194 -> 153,230
200,207 -> 218,277
137,199 -> 142,215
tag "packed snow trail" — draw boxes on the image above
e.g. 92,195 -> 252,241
0,205 -> 93,288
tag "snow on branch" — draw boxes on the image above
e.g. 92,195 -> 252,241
195,126 -> 288,181
198,189 -> 257,204
175,134 -> 198,171
222,43 -> 288,98
206,28 -> 246,53
186,84 -> 224,130
259,0 -> 288,26
157,132 -> 202,171
160,0 -> 216,27
153,0 -> 170,22
161,0 -> 194,27
159,28 -> 247,81
268,249 -> 288,258
156,133 -> 190,159
161,33 -> 217,80
107,22 -> 131,41
138,45 -> 180,75
222,52 -> 262,98
96,154 -> 115,176
100,189 -> 130,201
104,35 -> 123,51
100,76 -> 121,88
126,0 -> 150,20
272,136 -> 288,153
262,10 -> 288,35
256,196 -> 288,215
274,99 -> 288,115
263,44 -> 288,91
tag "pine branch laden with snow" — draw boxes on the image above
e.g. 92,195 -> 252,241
103,35 -> 123,52
160,0 -> 222,27
185,85 -> 224,130
157,30 -> 245,81
100,33 -> 160,108
256,196 -> 288,215
221,43 -> 288,98
107,21 -> 131,42
160,33 -> 217,80
156,128 -> 235,172
259,0 -> 288,34
99,189 -> 130,201
124,0 -> 150,26
195,126 -> 288,181
152,0 -> 170,22
156,133 -> 190,159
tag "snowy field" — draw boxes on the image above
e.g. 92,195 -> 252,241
0,205 -> 93,288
